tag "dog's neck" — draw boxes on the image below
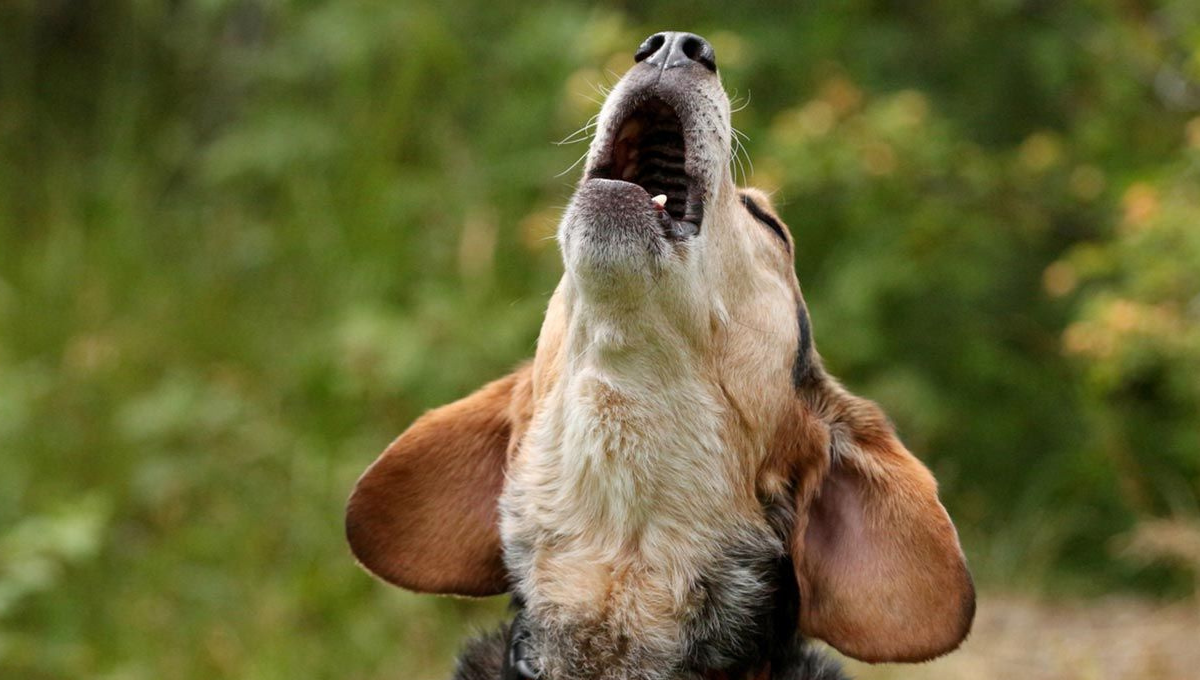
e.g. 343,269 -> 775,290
499,291 -> 786,680
517,284 -> 747,539
551,320 -> 741,537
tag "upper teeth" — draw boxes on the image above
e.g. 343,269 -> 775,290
651,194 -> 667,207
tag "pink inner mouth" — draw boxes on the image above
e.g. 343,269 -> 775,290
589,98 -> 704,232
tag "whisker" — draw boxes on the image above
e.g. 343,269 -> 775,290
554,115 -> 600,145
555,131 -> 596,146
556,149 -> 591,178
728,130 -> 744,184
554,132 -> 595,146
731,128 -> 754,181
731,89 -> 752,113
734,139 -> 744,185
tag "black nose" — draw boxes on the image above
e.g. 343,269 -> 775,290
634,32 -> 717,72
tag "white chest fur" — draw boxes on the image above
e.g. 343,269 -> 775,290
500,357 -> 764,659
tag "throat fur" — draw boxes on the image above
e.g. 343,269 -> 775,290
500,372 -> 794,680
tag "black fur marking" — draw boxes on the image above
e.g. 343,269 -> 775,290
770,635 -> 849,680
454,624 -> 509,680
681,539 -> 788,674
508,610 -> 542,679
453,618 -> 847,680
740,195 -> 790,249
792,303 -> 814,390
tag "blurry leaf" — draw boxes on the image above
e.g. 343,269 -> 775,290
0,494 -> 110,618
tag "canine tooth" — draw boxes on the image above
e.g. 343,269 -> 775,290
652,194 -> 667,207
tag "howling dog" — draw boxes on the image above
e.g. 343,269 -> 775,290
346,31 -> 974,680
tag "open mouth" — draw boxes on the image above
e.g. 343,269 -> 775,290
589,98 -> 704,238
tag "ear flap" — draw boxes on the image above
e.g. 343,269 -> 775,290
345,364 -> 533,596
788,387 -> 975,663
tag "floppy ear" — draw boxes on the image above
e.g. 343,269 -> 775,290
785,381 -> 975,663
345,364 -> 533,596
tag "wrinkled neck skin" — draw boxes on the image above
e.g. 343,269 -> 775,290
498,172 -> 800,680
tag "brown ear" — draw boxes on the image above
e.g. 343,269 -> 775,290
345,364 -> 533,596
787,384 -> 975,663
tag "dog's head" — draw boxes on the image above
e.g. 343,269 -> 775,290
346,31 -> 974,667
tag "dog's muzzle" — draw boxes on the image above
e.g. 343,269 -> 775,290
563,31 -> 726,263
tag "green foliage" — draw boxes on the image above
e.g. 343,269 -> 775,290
1,1 -> 1198,677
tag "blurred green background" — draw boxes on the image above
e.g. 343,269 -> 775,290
2,1 -> 1199,678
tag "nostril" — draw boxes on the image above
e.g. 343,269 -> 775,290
634,33 -> 667,63
636,31 -> 718,72
680,35 -> 717,72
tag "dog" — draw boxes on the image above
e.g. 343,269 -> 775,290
345,31 -> 975,680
